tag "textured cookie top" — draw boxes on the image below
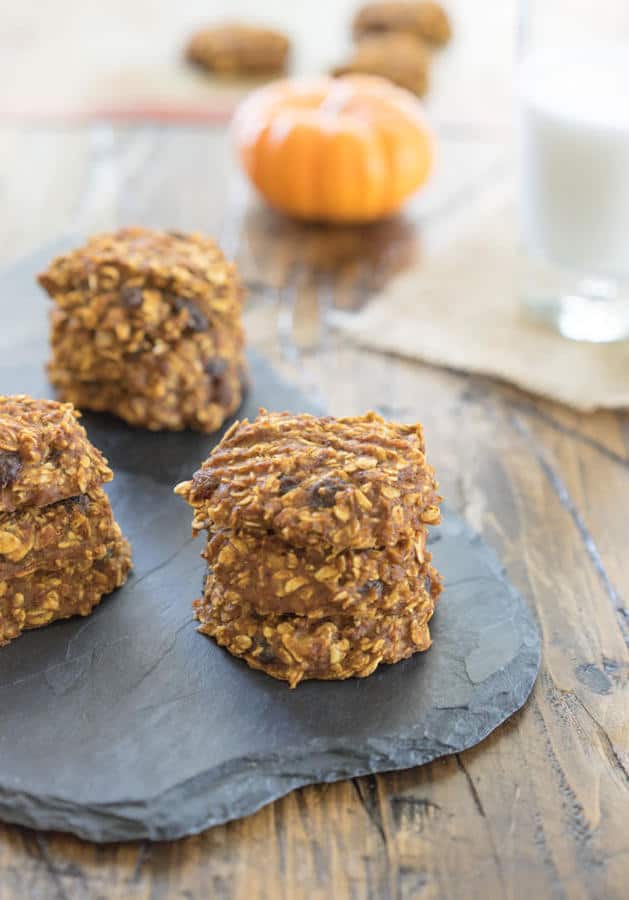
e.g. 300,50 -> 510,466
38,227 -> 242,327
0,396 -> 112,512
176,409 -> 440,550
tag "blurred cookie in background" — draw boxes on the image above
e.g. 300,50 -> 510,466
332,32 -> 430,96
353,2 -> 451,47
185,22 -> 291,78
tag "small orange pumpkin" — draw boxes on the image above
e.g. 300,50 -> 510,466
233,75 -> 434,224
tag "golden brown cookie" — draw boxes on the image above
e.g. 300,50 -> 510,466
195,574 -> 435,687
176,410 -> 440,550
48,308 -> 243,383
186,23 -> 290,76
0,396 -> 112,513
0,393 -> 132,646
204,526 -> 441,615
178,409 -> 443,686
0,489 -> 124,579
0,535 -> 131,646
39,228 -> 247,434
49,338 -> 246,433
353,2 -> 452,46
39,228 -> 244,342
333,34 -> 430,96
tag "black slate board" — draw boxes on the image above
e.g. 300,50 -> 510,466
0,245 -> 541,842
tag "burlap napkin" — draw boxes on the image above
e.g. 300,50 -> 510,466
333,198 -> 629,412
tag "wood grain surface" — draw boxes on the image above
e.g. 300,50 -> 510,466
1,2 -> 628,897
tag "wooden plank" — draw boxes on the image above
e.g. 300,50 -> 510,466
0,127 -> 91,265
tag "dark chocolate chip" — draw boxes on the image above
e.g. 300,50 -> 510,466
172,296 -> 208,332
0,451 -> 22,489
204,359 -> 228,379
278,475 -> 300,496
359,579 -> 384,598
73,494 -> 91,514
121,286 -> 144,309
309,477 -> 347,510
167,230 -> 187,240
252,637 -> 276,664
192,471 -> 220,499
51,494 -> 91,513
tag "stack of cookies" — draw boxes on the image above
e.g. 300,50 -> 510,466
38,227 -> 247,433
332,2 -> 452,96
176,410 -> 442,687
0,396 -> 131,646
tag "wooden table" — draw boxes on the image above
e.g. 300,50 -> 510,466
1,4 -> 628,897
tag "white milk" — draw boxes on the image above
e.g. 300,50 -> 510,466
519,47 -> 629,278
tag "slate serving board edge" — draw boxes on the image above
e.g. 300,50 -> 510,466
0,517 -> 540,843
0,241 -> 541,843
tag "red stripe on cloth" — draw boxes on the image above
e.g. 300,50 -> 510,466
0,101 -> 239,125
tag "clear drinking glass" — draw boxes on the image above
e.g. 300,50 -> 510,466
517,0 -> 629,341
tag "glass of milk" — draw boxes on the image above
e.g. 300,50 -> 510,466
518,1 -> 629,341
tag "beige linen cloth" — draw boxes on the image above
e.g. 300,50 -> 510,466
333,198 -> 629,412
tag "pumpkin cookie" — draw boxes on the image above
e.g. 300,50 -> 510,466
49,322 -> 246,433
0,395 -> 112,513
186,23 -> 290,77
177,409 -> 443,686
39,228 -> 247,433
176,410 -> 440,551
195,575 -> 436,688
0,395 -> 131,647
0,536 -> 131,646
333,34 -> 430,96
353,1 -> 452,47
39,228 -> 244,342
0,489 -> 125,579
204,527 -> 441,616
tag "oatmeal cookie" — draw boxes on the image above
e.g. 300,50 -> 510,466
178,409 -> 443,685
0,489 -> 124,578
186,23 -> 290,76
353,2 -> 452,46
176,410 -> 440,550
0,534 -> 131,646
0,394 -> 132,645
48,309 -> 243,384
333,34 -> 430,96
49,341 -> 246,433
40,228 -> 248,434
204,526 -> 441,615
39,228 -> 244,343
195,575 -> 435,687
0,396 -> 112,513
